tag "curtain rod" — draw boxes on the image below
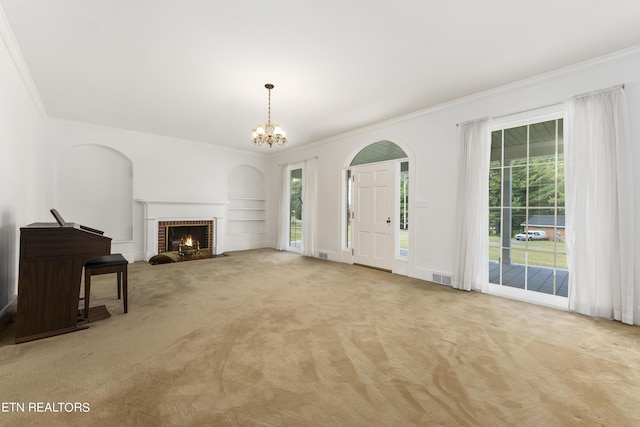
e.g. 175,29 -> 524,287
456,83 -> 625,127
573,83 -> 625,100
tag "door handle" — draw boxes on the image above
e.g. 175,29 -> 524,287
386,217 -> 391,225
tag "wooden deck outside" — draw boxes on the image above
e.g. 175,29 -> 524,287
489,261 -> 569,297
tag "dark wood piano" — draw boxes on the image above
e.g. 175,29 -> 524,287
15,210 -> 111,343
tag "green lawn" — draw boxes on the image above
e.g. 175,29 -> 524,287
400,229 -> 408,250
489,236 -> 567,269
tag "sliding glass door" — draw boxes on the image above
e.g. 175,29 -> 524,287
489,117 -> 567,297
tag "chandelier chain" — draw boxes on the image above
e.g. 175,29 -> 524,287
267,87 -> 271,124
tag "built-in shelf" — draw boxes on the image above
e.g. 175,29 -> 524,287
226,166 -> 267,240
227,197 -> 265,234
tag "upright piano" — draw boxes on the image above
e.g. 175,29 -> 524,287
15,211 -> 111,343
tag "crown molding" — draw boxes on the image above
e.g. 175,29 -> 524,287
0,4 -> 48,119
295,44 -> 640,149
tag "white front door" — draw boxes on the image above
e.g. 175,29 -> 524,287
352,161 -> 394,270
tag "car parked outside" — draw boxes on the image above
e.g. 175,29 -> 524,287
515,230 -> 548,241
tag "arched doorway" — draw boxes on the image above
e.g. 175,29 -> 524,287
346,140 -> 409,271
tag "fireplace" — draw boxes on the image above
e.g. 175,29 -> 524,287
138,200 -> 227,262
158,220 -> 214,259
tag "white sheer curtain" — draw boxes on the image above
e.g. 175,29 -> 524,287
301,157 -> 318,257
452,118 -> 491,291
276,164 -> 290,251
565,85 -> 636,324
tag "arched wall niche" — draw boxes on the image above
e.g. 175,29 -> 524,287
56,144 -> 133,241
227,165 -> 265,199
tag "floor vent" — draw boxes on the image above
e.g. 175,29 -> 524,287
318,252 -> 328,260
432,273 -> 452,286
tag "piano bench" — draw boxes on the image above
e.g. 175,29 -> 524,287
83,254 -> 129,321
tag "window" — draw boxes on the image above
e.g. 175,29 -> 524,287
399,161 -> 409,257
289,168 -> 303,249
489,118 -> 567,297
345,169 -> 352,248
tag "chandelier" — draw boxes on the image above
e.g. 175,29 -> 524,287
252,83 -> 287,147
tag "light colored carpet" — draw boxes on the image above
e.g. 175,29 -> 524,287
1,248 -> 639,426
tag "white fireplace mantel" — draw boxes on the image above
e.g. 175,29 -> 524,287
137,200 -> 229,260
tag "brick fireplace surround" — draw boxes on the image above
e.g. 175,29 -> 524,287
158,220 -> 214,254
138,200 -> 227,261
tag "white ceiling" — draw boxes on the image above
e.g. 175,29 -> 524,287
3,0 -> 640,152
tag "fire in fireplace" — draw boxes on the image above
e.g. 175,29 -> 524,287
167,225 -> 209,253
157,220 -> 214,259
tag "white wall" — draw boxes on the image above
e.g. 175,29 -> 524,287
268,47 -> 640,288
43,120 -> 271,260
0,12 -> 45,318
